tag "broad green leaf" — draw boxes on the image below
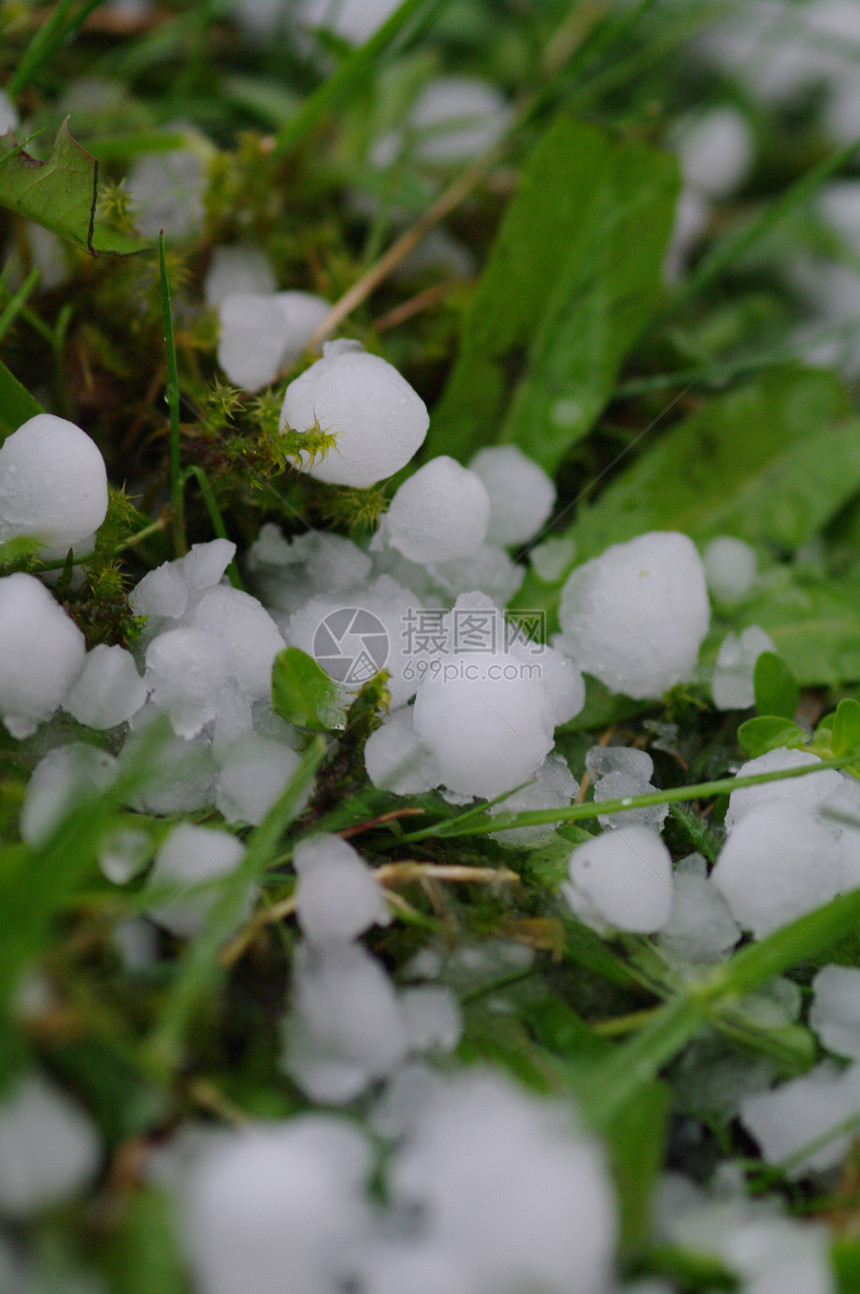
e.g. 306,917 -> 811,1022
430,113 -> 680,470
753,651 -> 799,719
831,698 -> 860,758
0,359 -> 42,441
0,120 -> 146,256
561,368 -> 853,562
272,646 -> 344,730
737,716 -> 808,759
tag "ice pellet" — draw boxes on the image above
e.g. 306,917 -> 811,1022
468,445 -> 556,547
558,532 -> 710,700
280,341 -> 429,487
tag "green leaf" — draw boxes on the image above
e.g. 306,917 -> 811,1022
0,120 -> 147,256
561,368 -> 853,562
272,647 -> 344,731
737,715 -> 808,758
753,651 -> 799,719
0,359 -> 42,441
831,698 -> 860,758
430,113 -> 680,471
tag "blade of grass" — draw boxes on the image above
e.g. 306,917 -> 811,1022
143,736 -> 327,1078
158,233 -> 186,557
272,0 -> 453,157
0,267 -> 40,346
673,134 -> 860,311
182,465 -> 243,589
401,748 -> 860,841
8,0 -> 106,97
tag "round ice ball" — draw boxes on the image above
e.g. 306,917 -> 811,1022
407,77 -> 511,164
0,1074 -> 99,1218
205,245 -> 276,307
702,536 -> 757,605
562,826 -> 674,933
280,341 -> 429,488
0,414 -> 108,550
386,456 -> 490,564
558,531 -> 710,700
468,445 -> 556,547
0,573 -> 86,738
674,107 -> 753,198
412,651 -> 555,799
146,822 -> 247,938
711,802 -> 842,939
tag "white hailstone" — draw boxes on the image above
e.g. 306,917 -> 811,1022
190,585 -> 285,700
703,536 -> 758,605
711,802 -> 842,939
364,708 -> 442,795
27,223 -> 69,291
297,0 -> 401,43
428,541 -> 525,606
144,627 -> 230,739
724,748 -> 846,833
113,917 -> 159,971
0,574 -> 86,738
274,291 -> 332,366
204,245 -> 276,307
0,1074 -> 99,1217
663,188 -> 709,283
810,964 -> 860,1060
217,293 -> 295,393
586,745 -> 669,833
287,575 -> 417,709
0,414 -> 108,550
468,445 -> 556,547
658,868 -> 741,963
406,78 -> 512,164
0,89 -> 18,133
123,710 -> 218,815
215,733 -> 305,826
130,539 -> 236,631
216,291 -> 331,392
385,457 -> 490,564
248,524 -> 373,617
146,822 -> 247,938
283,941 -> 409,1103
721,1216 -> 834,1294
740,1061 -> 860,1178
711,625 -> 776,711
489,754 -> 578,848
539,644 -> 585,726
184,1117 -> 372,1294
98,826 -> 152,885
400,986 -> 463,1054
20,743 -> 118,848
125,135 -> 207,240
388,1070 -> 616,1294
412,649 -> 555,799
819,180 -> 860,259
64,643 -> 147,730
562,826 -> 674,934
351,1237 -> 473,1294
280,340 -> 429,488
558,531 -> 710,700
673,107 -> 753,198
293,834 -> 388,944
